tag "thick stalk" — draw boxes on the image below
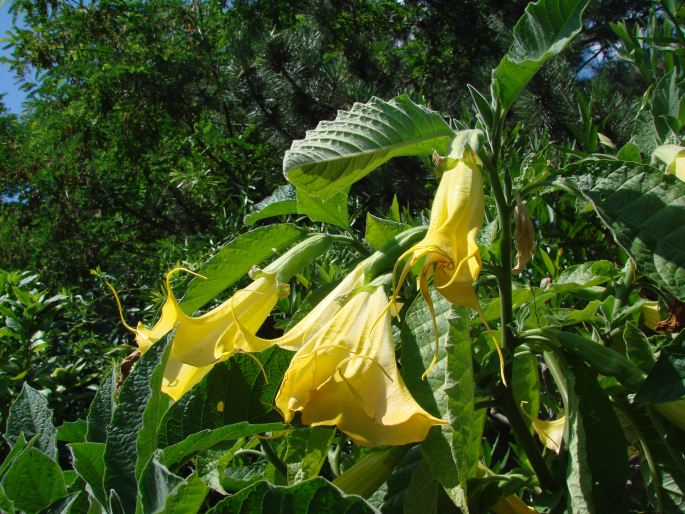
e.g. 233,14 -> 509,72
487,114 -> 556,491
498,389 -> 558,491
484,139 -> 514,366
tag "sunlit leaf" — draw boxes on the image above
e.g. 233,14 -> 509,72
557,159 -> 685,301
284,96 -> 453,200
492,0 -> 590,111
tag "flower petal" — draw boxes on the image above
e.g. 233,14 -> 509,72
161,354 -> 213,401
232,264 -> 367,353
276,287 -> 446,446
171,275 -> 279,367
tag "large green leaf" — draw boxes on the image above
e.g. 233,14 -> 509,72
103,341 -> 168,513
0,484 -> 16,513
632,70 -> 681,155
557,159 -> 685,301
5,383 -> 56,459
244,184 -> 350,228
296,187 -> 349,228
403,457 -> 448,514
197,443 -> 249,494
562,355 -> 629,514
2,447 -> 67,513
86,368 -> 117,444
207,477 -> 377,513
367,446 -> 421,513
136,355 -> 172,482
284,95 -> 454,200
623,321 -> 656,374
400,292 -> 454,479
158,347 -> 292,446
400,290 -> 483,511
628,403 -> 685,513
512,352 -> 540,428
56,420 -> 87,443
180,224 -> 307,314
491,0 -> 590,112
0,432 -> 28,480
282,427 -> 335,483
39,492 -> 87,514
366,446 -> 452,514
637,346 -> 685,403
70,442 -> 107,508
139,454 -> 208,514
364,214 -> 411,252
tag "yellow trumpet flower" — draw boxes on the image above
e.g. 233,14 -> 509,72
392,158 -> 484,311
110,268 -> 280,401
229,263 -> 367,355
532,415 -> 565,454
275,285 -> 447,446
389,157 -> 501,379
106,269 -> 203,355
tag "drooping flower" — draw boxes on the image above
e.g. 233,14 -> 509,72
521,403 -> 565,454
274,285 -> 447,446
110,268 -> 281,401
532,414 -> 565,453
229,263 -> 367,354
389,156 -> 497,377
641,301 -> 661,331
392,157 -> 484,311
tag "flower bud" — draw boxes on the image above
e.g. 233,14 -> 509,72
512,193 -> 535,274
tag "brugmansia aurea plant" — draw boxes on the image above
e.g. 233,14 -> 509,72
3,0 -> 685,513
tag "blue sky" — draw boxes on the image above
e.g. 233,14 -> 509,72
1,2 -> 26,114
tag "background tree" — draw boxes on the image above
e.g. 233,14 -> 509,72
0,0 -> 658,427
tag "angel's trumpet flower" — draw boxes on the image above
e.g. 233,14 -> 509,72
109,268 -> 280,401
275,285 -> 446,446
521,402 -> 565,454
392,157 -> 484,311
228,264 -> 367,355
109,235 -> 333,400
389,157 -> 500,378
